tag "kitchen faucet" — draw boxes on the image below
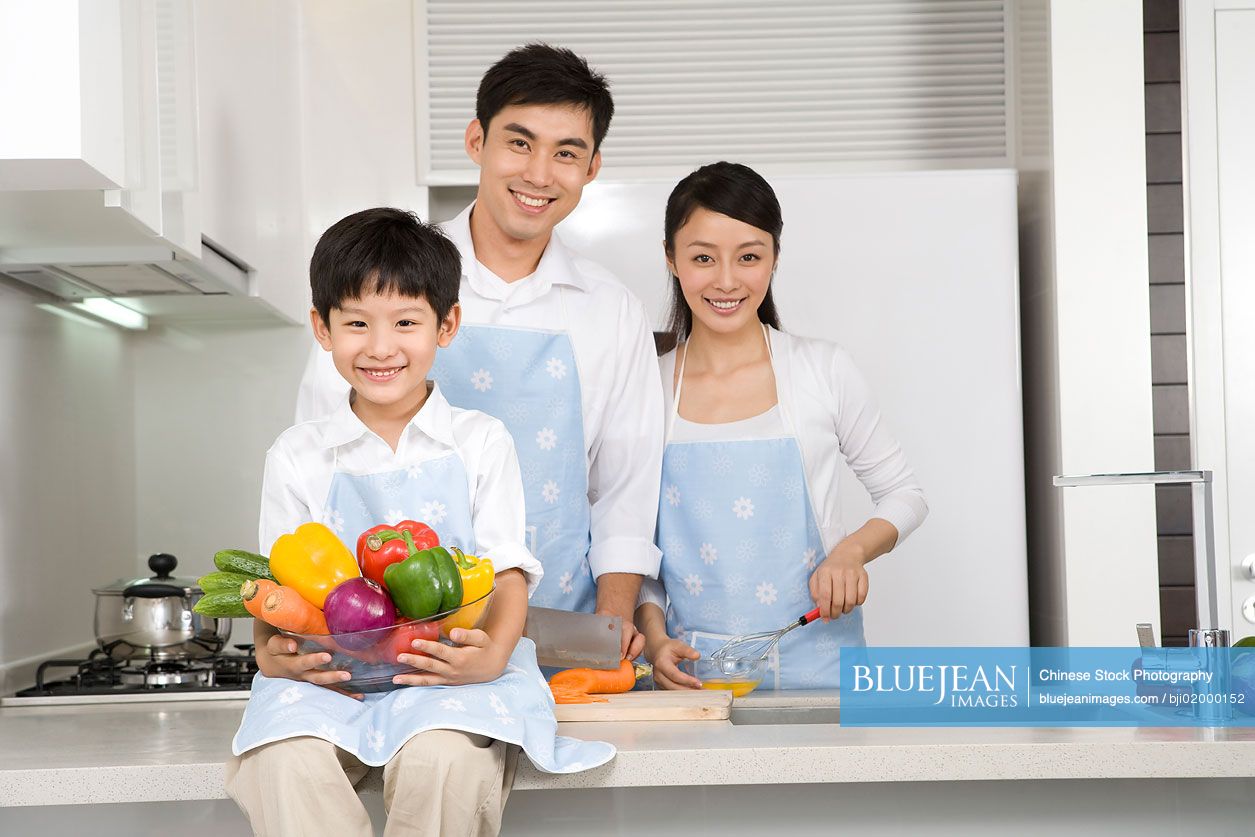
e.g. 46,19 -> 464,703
1052,470 -> 1228,649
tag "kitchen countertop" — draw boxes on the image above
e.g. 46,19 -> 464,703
2,691 -> 1254,807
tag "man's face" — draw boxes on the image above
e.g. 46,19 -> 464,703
465,103 -> 602,244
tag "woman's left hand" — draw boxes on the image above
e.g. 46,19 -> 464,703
809,543 -> 869,620
392,628 -> 509,687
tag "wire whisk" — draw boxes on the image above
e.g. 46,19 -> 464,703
710,607 -> 822,662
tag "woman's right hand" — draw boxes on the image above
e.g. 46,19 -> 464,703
253,621 -> 361,697
647,636 -> 703,690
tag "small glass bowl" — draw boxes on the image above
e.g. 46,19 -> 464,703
683,655 -> 766,697
282,586 -> 494,693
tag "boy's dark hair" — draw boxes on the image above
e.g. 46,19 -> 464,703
476,44 -> 614,151
664,162 -> 784,341
310,208 -> 460,325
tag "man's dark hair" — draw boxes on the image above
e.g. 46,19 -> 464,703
476,44 -> 614,151
310,208 -> 460,325
664,162 -> 784,340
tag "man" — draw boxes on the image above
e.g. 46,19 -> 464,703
296,44 -> 662,658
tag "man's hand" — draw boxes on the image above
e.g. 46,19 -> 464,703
392,627 -> 511,687
595,572 -> 647,659
809,542 -> 870,620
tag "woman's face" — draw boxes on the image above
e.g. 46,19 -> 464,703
668,207 -> 776,337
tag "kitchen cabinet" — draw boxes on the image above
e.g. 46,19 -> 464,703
1181,1 -> 1255,639
0,0 -> 197,251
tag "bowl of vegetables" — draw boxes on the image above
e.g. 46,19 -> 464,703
281,584 -> 496,692
228,519 -> 498,693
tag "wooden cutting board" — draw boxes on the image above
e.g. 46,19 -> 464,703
553,690 -> 733,722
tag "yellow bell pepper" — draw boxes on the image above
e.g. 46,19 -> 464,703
269,522 -> 360,609
442,549 -> 494,632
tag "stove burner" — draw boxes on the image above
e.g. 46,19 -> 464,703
118,661 -> 212,688
10,644 -> 258,701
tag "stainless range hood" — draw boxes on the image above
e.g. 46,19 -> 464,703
0,236 -> 251,302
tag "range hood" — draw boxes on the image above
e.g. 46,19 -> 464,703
0,237 -> 251,302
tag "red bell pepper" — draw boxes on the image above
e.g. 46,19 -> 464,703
356,520 -> 439,590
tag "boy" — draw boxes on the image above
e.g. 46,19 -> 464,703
295,45 -> 665,661
226,208 -> 612,837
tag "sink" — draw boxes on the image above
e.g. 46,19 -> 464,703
728,705 -> 840,726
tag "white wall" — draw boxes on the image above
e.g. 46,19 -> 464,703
1017,0 -> 1158,645
0,283 -> 137,690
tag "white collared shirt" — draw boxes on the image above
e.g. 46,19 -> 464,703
262,383 -> 543,593
640,327 -> 928,609
296,204 -> 665,581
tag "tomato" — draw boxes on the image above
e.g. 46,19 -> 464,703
376,618 -> 440,665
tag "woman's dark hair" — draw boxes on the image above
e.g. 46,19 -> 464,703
310,208 -> 460,325
476,44 -> 614,152
664,162 -> 783,340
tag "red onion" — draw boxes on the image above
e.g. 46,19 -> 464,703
324,577 -> 397,647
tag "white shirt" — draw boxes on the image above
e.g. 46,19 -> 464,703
640,327 -> 929,609
670,405 -> 785,442
296,204 -> 665,581
261,383 -> 543,594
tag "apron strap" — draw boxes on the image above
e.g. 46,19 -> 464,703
670,323 -> 797,439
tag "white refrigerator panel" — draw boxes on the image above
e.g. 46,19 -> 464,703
560,169 -> 1028,646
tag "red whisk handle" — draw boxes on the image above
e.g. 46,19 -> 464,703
799,607 -> 822,625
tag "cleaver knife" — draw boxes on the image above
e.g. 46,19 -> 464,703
523,607 -> 622,670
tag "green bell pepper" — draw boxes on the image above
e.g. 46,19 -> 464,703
429,546 -> 464,614
383,533 -> 445,620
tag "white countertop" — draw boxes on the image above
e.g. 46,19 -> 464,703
2,691 -> 1254,807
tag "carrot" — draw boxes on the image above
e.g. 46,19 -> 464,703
246,581 -> 329,635
547,659 -> 646,703
240,578 -> 279,621
550,686 -> 608,705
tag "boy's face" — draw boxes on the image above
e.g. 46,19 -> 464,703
464,103 -> 602,245
311,291 -> 460,413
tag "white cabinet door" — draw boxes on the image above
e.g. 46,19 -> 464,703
1182,2 -> 1255,636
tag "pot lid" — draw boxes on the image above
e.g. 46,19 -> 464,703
93,553 -> 201,596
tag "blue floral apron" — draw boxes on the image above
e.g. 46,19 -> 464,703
431,308 -> 593,614
232,439 -> 613,772
657,327 -> 865,689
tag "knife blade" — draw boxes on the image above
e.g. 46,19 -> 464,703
523,606 -> 622,670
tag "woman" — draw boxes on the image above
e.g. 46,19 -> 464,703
636,162 -> 928,690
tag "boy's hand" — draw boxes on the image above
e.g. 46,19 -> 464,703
392,627 -> 510,687
645,636 -> 701,690
257,633 -> 362,699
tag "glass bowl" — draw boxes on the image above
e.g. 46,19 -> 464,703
281,585 -> 494,693
683,655 -> 766,697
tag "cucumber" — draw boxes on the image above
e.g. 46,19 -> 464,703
193,590 -> 249,619
213,549 -> 274,581
197,571 -> 252,593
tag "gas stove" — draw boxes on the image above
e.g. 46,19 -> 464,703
1,643 -> 258,706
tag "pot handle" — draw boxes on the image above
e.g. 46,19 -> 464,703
124,582 -> 187,598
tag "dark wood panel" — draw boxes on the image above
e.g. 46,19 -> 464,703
1148,184 -> 1184,234
1155,484 -> 1193,536
1144,33 -> 1181,82
1151,334 -> 1187,385
1152,384 -> 1189,434
1146,133 -> 1182,184
1143,0 -> 1180,33
1157,534 -> 1194,586
1144,83 -> 1182,133
1148,234 -> 1185,284
1154,435 -> 1190,472
1159,587 -> 1197,638
1149,283 -> 1186,334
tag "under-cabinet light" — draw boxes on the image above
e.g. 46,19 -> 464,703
69,297 -> 148,330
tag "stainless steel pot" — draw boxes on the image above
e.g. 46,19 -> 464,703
92,553 -> 231,660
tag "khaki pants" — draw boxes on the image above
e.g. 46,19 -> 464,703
225,730 -> 518,837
